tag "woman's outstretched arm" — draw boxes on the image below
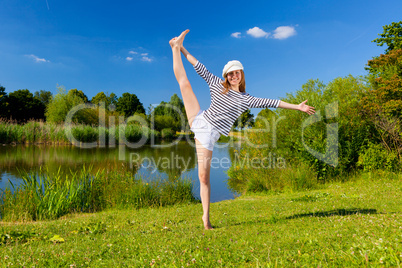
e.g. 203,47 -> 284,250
181,46 -> 198,66
278,100 -> 316,115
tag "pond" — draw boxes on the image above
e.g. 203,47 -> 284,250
0,141 -> 240,203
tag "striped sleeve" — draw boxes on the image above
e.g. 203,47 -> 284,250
194,61 -> 222,87
246,94 -> 280,109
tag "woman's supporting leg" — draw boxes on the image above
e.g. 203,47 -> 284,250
195,139 -> 214,229
169,30 -> 200,126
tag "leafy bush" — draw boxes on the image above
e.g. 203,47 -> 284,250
227,146 -> 319,194
357,142 -> 400,172
161,128 -> 175,140
46,87 -> 98,125
152,115 -> 181,132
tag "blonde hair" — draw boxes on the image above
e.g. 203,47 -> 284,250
221,70 -> 246,94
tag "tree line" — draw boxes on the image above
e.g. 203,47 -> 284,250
0,86 -> 254,132
0,85 -> 193,132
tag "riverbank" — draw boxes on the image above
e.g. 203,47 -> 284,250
1,172 -> 401,267
0,121 -> 240,145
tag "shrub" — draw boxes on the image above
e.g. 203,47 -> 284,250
227,160 -> 319,194
357,142 -> 400,172
161,128 -> 175,140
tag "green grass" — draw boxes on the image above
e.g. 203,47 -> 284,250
1,173 -> 401,267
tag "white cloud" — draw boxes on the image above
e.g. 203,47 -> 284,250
27,54 -> 49,63
247,27 -> 269,38
141,56 -> 152,62
231,32 -> 242,38
126,49 -> 153,63
272,26 -> 296,40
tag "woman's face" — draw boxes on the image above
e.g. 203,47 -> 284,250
227,70 -> 242,87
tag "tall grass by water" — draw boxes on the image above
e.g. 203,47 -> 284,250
0,120 -> 68,144
0,168 -> 197,221
0,120 -> 166,144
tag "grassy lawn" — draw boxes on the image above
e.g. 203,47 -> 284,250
1,174 -> 401,267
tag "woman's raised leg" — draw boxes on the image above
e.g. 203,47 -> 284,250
170,30 -> 214,229
169,30 -> 200,127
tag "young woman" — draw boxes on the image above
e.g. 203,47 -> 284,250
169,30 -> 315,230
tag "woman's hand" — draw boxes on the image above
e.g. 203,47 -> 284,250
298,100 -> 315,115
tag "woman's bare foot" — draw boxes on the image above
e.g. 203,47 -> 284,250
202,216 -> 214,230
169,29 -> 189,49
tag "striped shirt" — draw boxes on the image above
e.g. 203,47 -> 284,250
194,61 -> 280,136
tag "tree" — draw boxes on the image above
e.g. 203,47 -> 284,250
363,48 -> 402,158
153,115 -> 180,131
153,101 -> 168,116
116,93 -> 145,117
255,108 -> 276,128
151,94 -> 187,131
167,93 -> 185,121
364,49 -> 402,119
68,89 -> 89,103
372,21 -> 402,53
6,89 -> 46,121
233,109 -> 254,130
34,90 -> 53,107
0,85 -> 5,99
0,84 -> 7,118
46,87 -> 97,124
91,92 -> 117,109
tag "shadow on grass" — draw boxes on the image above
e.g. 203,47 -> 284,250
221,208 -> 380,228
285,208 -> 378,220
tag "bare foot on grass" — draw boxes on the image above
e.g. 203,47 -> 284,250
202,216 -> 214,230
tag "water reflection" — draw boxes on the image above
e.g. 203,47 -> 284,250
0,141 -> 240,202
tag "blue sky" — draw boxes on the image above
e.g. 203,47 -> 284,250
1,0 -> 401,113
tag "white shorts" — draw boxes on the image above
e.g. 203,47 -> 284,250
190,110 -> 221,151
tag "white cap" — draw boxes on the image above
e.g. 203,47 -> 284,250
222,60 -> 244,77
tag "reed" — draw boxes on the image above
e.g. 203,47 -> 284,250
0,121 -> 165,145
0,167 -> 197,221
